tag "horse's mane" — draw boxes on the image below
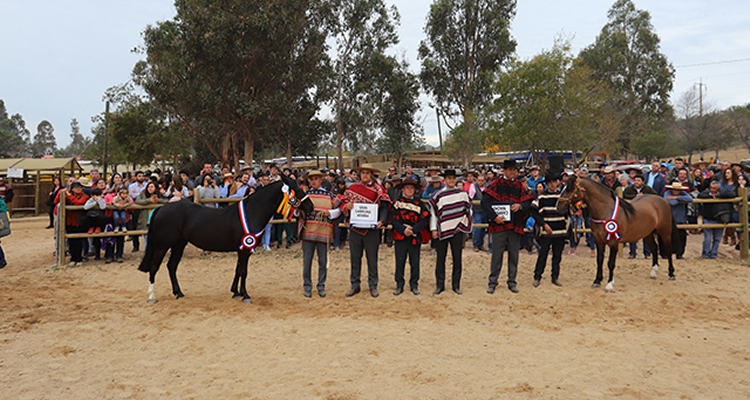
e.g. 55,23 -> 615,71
580,177 -> 635,217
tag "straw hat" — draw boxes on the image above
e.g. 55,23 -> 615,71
305,170 -> 326,178
424,166 -> 441,173
222,173 -> 234,180
602,166 -> 615,174
665,181 -> 687,191
352,164 -> 381,174
77,177 -> 91,187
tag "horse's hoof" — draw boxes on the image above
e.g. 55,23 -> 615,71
242,298 -> 253,304
604,287 -> 614,293
175,293 -> 184,299
147,299 -> 157,304
669,276 -> 676,281
591,283 -> 601,289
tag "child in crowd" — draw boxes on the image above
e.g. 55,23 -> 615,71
111,187 -> 132,232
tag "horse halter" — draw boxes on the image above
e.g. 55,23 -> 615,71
558,180 -> 586,212
277,184 -> 309,219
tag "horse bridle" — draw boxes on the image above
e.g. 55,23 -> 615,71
557,180 -> 586,213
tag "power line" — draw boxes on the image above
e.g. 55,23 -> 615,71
676,57 -> 750,68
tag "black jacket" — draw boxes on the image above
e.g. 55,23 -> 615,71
697,189 -> 734,223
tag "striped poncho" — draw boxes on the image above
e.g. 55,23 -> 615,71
301,188 -> 336,243
429,187 -> 472,240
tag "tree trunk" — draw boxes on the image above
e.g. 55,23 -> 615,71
286,140 -> 293,170
336,113 -> 344,170
243,131 -> 254,172
221,133 -> 231,168
231,131 -> 240,173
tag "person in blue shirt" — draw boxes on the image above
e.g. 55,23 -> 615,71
664,181 -> 693,259
421,175 -> 444,199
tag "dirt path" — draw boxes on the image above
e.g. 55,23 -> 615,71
2,217 -> 750,399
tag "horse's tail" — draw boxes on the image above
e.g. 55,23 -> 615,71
657,218 -> 678,259
137,206 -> 160,273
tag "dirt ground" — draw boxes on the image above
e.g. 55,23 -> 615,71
2,217 -> 750,399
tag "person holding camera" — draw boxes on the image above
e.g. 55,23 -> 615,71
199,176 -> 221,208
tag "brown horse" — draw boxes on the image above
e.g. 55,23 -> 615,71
556,175 -> 676,292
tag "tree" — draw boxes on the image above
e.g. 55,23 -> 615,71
671,87 -> 726,162
0,100 -> 31,157
329,0 -> 400,167
630,129 -> 680,161
724,105 -> 750,154
57,118 -> 91,158
442,121 -> 486,169
419,0 -> 517,148
579,0 -> 674,155
135,0 -> 331,169
32,120 -> 57,156
489,40 -> 618,167
374,58 -> 425,166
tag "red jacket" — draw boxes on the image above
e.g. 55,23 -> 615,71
64,192 -> 89,226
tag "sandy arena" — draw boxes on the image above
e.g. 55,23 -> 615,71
2,216 -> 750,399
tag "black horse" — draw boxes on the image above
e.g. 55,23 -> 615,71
138,174 -> 313,304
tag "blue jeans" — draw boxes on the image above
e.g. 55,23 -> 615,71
702,220 -> 722,258
262,223 -> 272,247
472,212 -> 486,248
113,210 -> 127,229
0,244 -> 5,264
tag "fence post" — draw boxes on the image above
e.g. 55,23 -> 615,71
741,187 -> 749,260
57,193 -> 67,266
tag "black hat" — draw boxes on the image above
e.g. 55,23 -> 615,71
396,177 -> 421,190
440,169 -> 458,177
502,159 -> 518,169
70,181 -> 83,189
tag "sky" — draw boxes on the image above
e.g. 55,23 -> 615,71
1,0 -> 749,151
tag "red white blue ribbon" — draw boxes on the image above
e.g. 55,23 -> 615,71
238,201 -> 264,252
593,196 -> 621,241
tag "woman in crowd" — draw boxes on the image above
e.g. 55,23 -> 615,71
135,181 -> 168,245
720,168 -> 739,246
107,173 -> 123,194
46,176 -> 63,229
62,181 -> 89,268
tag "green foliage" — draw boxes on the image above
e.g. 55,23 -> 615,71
579,0 -> 674,155
32,120 -> 57,157
723,105 -> 750,153
0,100 -> 31,157
489,40 -> 618,166
329,0 -> 402,165
56,118 -> 92,158
442,122 -> 486,169
374,58 -> 425,164
419,0 -> 516,126
630,129 -> 680,161
135,0 -> 331,168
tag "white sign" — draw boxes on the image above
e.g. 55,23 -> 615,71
491,202 -> 513,222
7,168 -> 24,179
350,203 -> 379,229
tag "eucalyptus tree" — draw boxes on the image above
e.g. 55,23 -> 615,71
419,0 -> 516,155
579,0 -> 674,155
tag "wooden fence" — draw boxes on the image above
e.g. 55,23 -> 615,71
55,187 -> 750,266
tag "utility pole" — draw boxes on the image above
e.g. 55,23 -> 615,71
694,78 -> 707,117
436,107 -> 443,151
103,101 -> 109,177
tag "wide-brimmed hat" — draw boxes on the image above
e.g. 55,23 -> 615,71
440,169 -> 458,177
529,165 -> 539,171
462,170 -> 479,178
428,175 -> 443,183
353,164 -> 381,174
396,177 -> 421,190
222,172 -> 234,180
692,160 -> 708,167
424,166 -> 441,173
665,181 -> 687,191
502,159 -> 518,169
77,177 -> 91,187
602,166 -> 615,174
305,170 -> 326,178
